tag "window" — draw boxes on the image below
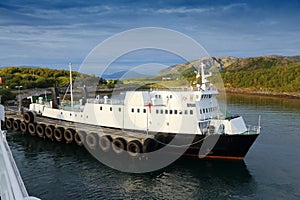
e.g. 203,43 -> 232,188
156,109 -> 159,114
160,110 -> 163,114
155,95 -> 158,98
118,108 -> 121,112
86,115 -> 88,118
200,109 -> 202,114
159,95 -> 161,98
190,110 -> 193,115
110,107 -> 112,111
100,106 -> 102,111
70,113 -> 72,116
170,95 -> 172,99
174,110 -> 178,114
184,110 -> 188,115
131,108 -> 134,113
206,108 -> 208,113
203,109 -> 205,113
137,108 -> 140,113
179,111 -> 182,114
143,109 -> 146,113
170,110 -> 173,114
165,110 -> 168,114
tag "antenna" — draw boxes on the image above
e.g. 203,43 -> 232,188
69,63 -> 74,110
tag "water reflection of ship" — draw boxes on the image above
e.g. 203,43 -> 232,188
121,158 -> 256,199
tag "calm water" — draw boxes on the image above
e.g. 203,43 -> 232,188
6,93 -> 300,200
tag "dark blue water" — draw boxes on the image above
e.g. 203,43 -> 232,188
6,94 -> 300,199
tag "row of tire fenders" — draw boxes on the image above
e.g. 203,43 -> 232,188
3,111 -> 163,157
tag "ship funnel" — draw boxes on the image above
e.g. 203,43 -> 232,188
51,87 -> 60,109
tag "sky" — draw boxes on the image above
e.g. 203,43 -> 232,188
0,0 -> 299,74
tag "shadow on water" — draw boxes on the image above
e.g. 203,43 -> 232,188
7,131 -> 258,200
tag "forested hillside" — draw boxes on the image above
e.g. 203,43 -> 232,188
0,67 -> 100,89
155,55 -> 300,96
221,56 -> 300,93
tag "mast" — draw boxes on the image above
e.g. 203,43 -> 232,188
200,62 -> 212,91
69,63 -> 74,110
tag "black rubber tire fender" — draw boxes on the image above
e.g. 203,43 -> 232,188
127,140 -> 143,157
112,137 -> 127,155
12,119 -> 21,131
24,111 -> 35,123
54,127 -> 65,142
74,130 -> 85,146
36,123 -> 46,138
5,118 -> 13,130
142,138 -> 159,153
64,128 -> 75,144
86,132 -> 97,150
98,135 -> 112,152
28,122 -> 37,136
45,125 -> 55,140
20,121 -> 27,134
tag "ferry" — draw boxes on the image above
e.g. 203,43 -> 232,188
23,63 -> 260,160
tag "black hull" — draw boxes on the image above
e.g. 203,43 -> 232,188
155,133 -> 259,160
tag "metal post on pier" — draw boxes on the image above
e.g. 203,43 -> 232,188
69,63 -> 74,111
15,85 -> 23,114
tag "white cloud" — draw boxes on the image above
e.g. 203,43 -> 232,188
156,7 -> 212,14
151,3 -> 247,15
222,3 -> 247,11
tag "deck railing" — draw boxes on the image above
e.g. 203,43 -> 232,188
0,108 -> 40,200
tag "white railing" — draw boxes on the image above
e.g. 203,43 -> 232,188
246,125 -> 261,134
0,128 -> 40,200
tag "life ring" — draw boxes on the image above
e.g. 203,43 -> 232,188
20,121 -> 27,134
24,111 -> 35,123
127,140 -> 142,157
64,129 -> 75,144
74,130 -> 85,146
28,122 -> 36,136
36,123 -> 46,138
54,127 -> 64,142
12,119 -> 21,131
5,118 -> 13,130
98,135 -> 112,152
86,132 -> 97,150
45,125 -> 55,140
112,137 -> 127,155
